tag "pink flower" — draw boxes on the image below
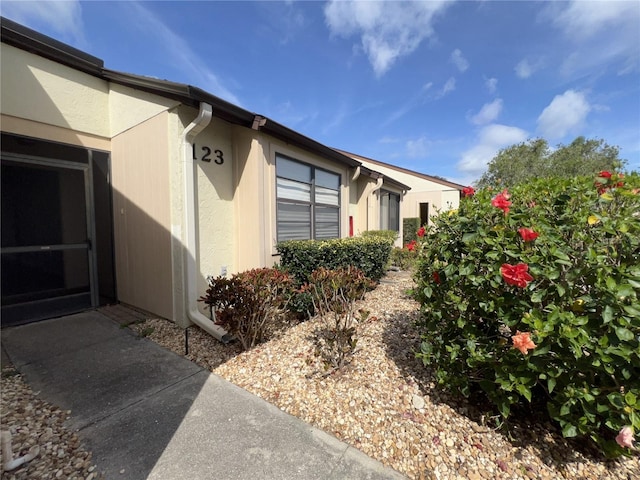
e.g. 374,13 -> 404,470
616,426 -> 635,449
501,263 -> 533,288
405,240 -> 417,251
417,226 -> 426,238
462,186 -> 475,197
511,331 -> 536,355
491,190 -> 512,214
518,227 -> 539,242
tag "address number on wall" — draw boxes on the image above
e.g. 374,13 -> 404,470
192,144 -> 224,164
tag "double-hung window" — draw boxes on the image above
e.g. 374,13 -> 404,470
276,155 -> 340,242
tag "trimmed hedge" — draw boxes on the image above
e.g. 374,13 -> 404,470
360,229 -> 399,243
403,217 -> 420,245
276,237 -> 393,284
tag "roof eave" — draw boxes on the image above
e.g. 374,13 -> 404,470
1,17 -> 103,76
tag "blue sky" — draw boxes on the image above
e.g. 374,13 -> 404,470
3,1 -> 639,185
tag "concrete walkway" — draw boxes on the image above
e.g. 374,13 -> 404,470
1,311 -> 406,479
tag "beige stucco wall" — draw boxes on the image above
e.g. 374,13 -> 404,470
355,159 -> 450,192
109,83 -> 180,137
194,117 -> 235,293
0,44 -> 109,138
403,189 -> 460,222
353,158 -> 460,232
111,111 -> 173,320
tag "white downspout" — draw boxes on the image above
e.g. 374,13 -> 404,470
367,176 -> 384,230
182,102 -> 232,342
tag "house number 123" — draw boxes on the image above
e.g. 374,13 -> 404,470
192,144 -> 224,164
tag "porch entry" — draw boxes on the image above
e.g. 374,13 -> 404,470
1,133 -> 116,326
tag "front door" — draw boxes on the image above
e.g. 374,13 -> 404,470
1,156 -> 97,325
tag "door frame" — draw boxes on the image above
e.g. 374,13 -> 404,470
1,152 -> 100,311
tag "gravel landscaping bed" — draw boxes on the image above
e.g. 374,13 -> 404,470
1,368 -> 102,480
2,270 -> 636,479
130,270 -> 638,480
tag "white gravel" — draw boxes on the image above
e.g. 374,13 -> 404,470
132,270 -> 639,480
1,368 -> 101,480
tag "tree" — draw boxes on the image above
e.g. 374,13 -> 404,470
476,137 -> 626,189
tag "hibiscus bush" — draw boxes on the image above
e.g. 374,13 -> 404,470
415,172 -> 640,457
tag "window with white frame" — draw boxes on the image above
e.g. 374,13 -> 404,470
276,154 -> 340,242
380,190 -> 400,231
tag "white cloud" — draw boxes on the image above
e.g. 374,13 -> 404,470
514,58 -> 544,79
125,2 -> 241,105
406,136 -> 430,159
470,99 -> 503,126
379,136 -> 400,144
537,90 -> 591,140
450,49 -> 469,72
324,0 -> 452,76
457,124 -> 528,175
552,1 -> 638,41
547,1 -> 639,77
435,77 -> 456,98
1,0 -> 86,46
484,77 -> 498,94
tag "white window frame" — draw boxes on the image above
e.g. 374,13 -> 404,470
275,154 -> 341,242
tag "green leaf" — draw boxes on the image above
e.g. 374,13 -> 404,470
607,393 -> 624,409
462,232 -> 477,243
606,277 -> 617,291
562,423 -> 578,438
531,291 -> 544,303
625,391 -> 637,406
516,384 -> 532,402
602,305 -> 614,323
615,327 -> 634,342
547,377 -> 556,394
623,305 -> 640,318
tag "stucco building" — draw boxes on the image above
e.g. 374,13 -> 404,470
1,18 -> 461,335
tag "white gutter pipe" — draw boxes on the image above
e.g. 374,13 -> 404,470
367,176 -> 384,230
182,102 -> 232,343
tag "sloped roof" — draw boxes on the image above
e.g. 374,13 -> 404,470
1,17 -> 413,191
336,149 -> 466,190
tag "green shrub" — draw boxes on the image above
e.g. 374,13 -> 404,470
360,229 -> 399,243
276,237 -> 393,285
414,172 -> 640,457
390,246 -> 419,270
200,268 -> 294,350
403,217 -> 420,244
305,266 -> 375,370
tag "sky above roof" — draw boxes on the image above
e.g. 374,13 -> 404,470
3,0 -> 639,185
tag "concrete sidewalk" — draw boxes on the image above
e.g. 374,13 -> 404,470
1,311 -> 406,479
